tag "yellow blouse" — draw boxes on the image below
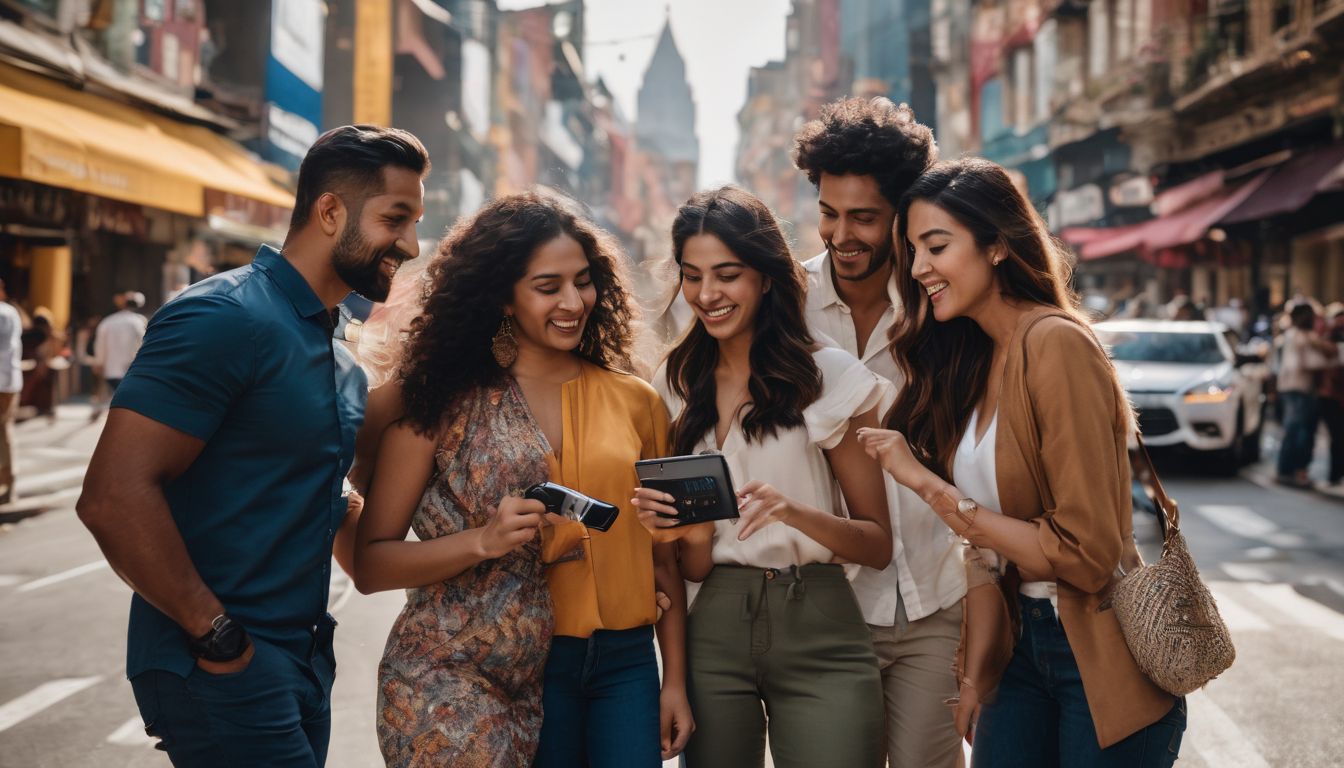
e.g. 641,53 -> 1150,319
539,361 -> 671,638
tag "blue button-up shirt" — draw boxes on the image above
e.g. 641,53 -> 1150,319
113,245 -> 366,678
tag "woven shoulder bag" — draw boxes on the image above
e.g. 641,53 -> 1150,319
1109,439 -> 1236,696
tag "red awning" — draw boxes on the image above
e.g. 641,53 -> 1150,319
1220,143 -> 1344,224
1065,172 -> 1269,260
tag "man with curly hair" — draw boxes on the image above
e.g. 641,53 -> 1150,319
794,97 -> 966,767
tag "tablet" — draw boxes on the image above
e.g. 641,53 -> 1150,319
635,453 -> 739,526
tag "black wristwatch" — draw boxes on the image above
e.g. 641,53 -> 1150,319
188,614 -> 251,663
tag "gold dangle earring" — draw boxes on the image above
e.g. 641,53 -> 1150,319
492,315 -> 519,368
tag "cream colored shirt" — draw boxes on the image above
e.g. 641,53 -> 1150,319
802,252 -> 967,625
655,346 -> 893,568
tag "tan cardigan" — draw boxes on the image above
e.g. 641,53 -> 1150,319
982,306 -> 1175,748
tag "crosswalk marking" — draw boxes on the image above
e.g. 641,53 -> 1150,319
1187,689 -> 1270,768
1207,583 -> 1272,632
1243,583 -> 1344,642
1195,504 -> 1279,538
16,560 -> 109,592
106,715 -> 154,747
13,465 -> 87,494
0,677 -> 103,733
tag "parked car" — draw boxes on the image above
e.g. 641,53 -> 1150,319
1094,320 -> 1269,472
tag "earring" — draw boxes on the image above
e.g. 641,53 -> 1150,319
992,257 -> 1003,266
492,315 -> 518,368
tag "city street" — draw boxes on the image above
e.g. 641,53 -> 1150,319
0,404 -> 1342,767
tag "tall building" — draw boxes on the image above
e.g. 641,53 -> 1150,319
634,19 -> 699,212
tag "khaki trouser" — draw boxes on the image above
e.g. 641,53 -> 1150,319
0,391 -> 16,501
870,601 -> 964,768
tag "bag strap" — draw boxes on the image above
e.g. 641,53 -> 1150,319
1130,435 -> 1181,537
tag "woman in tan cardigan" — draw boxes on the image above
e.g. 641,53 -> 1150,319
857,159 -> 1184,766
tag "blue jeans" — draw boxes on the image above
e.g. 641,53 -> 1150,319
534,624 -> 662,768
1277,391 -> 1320,476
972,597 -> 1185,768
128,619 -> 337,767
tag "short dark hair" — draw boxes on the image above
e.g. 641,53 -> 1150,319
793,97 -> 937,208
289,125 -> 431,231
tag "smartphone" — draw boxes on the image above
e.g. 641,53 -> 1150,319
523,482 -> 620,532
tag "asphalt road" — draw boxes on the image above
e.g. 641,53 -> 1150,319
1,407 -> 1341,767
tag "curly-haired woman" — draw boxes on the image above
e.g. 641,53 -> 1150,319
857,159 -> 1184,766
633,185 -> 893,768
350,192 -> 692,767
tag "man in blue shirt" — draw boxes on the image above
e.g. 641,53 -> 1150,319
77,125 -> 429,767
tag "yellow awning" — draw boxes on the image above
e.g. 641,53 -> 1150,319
0,62 -> 293,217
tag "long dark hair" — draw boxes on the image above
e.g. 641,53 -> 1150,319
665,185 -> 822,455
888,158 -> 1094,477
399,192 -> 635,432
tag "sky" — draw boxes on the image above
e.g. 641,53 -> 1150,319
497,0 -> 793,187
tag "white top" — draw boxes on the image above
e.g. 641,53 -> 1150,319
803,252 -> 967,624
0,302 -> 21,393
655,345 -> 894,569
952,409 -> 1056,609
93,310 -> 149,380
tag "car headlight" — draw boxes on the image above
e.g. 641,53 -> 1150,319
1183,382 -> 1234,404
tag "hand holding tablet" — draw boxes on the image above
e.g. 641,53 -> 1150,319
632,453 -> 740,529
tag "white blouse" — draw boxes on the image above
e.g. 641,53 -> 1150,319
953,409 -> 1057,608
655,346 -> 894,569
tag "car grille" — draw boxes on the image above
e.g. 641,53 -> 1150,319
1137,407 -> 1180,436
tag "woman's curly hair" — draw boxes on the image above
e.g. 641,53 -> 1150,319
399,192 -> 636,433
792,97 -> 937,208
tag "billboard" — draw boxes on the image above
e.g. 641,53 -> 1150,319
265,0 -> 325,170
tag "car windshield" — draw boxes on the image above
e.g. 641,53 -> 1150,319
1096,330 -> 1227,364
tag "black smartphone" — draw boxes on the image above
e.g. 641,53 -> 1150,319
524,482 -> 620,532
635,453 -> 739,526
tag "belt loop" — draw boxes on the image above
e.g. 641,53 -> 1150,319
786,564 -> 806,601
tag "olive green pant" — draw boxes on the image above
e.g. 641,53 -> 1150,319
684,564 -> 884,768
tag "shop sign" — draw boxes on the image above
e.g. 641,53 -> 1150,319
1109,175 -> 1154,208
0,180 -> 72,228
85,196 -> 148,237
204,189 -> 290,231
265,0 -> 325,170
1053,183 -> 1104,228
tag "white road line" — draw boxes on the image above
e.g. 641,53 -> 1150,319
16,560 -> 109,593
1187,689 -> 1269,768
1243,583 -> 1344,642
14,465 -> 87,493
1194,504 -> 1279,539
0,677 -> 103,733
0,574 -> 25,587
1207,582 -> 1271,632
106,715 -> 154,747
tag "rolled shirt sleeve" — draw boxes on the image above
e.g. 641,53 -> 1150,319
111,295 -> 255,442
1024,319 -> 1126,594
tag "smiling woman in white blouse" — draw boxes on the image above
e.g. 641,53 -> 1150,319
633,185 -> 893,768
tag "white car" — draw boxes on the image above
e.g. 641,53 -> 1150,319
1093,320 -> 1269,471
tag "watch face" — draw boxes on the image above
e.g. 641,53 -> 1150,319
957,498 -> 977,514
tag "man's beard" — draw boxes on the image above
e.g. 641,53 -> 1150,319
831,239 -> 894,283
332,221 -> 399,302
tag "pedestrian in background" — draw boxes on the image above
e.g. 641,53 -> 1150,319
0,278 -> 22,505
858,158 -> 1184,767
1318,305 -> 1344,492
20,307 -> 63,424
91,290 -> 148,416
1275,302 -> 1336,487
76,124 -> 429,768
792,96 -> 969,767
635,185 -> 893,768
